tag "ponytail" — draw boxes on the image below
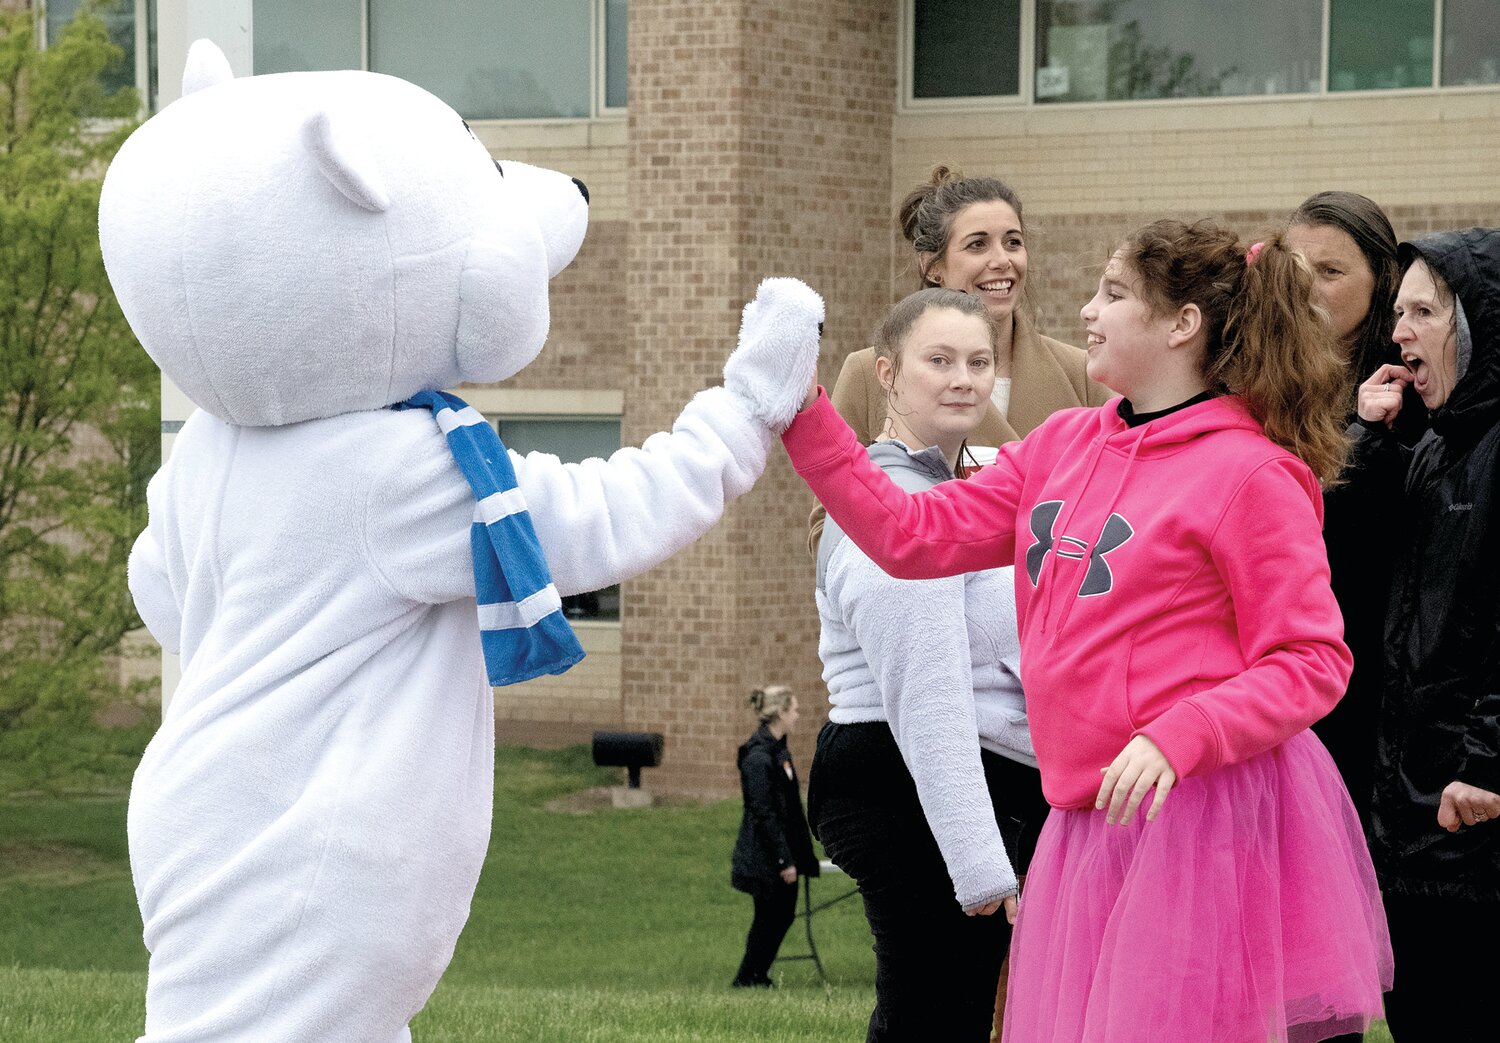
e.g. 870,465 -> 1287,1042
1222,233 -> 1349,484
1120,220 -> 1350,485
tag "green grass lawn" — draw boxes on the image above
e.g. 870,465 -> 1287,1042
0,742 -> 1393,1042
0,745 -> 875,1042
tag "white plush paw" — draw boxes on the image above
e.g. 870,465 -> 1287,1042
723,277 -> 824,432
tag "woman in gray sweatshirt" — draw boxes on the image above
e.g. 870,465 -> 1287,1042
808,288 -> 1045,1042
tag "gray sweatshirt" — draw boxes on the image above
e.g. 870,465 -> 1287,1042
815,440 -> 1033,910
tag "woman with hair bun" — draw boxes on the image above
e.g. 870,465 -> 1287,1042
780,219 -> 1392,1041
729,685 -> 817,988
826,166 -> 1109,453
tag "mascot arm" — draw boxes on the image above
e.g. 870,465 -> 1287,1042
128,479 -> 183,654
513,385 -> 769,596
515,277 -> 823,595
364,277 -> 822,603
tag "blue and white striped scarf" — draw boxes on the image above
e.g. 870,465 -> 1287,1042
394,390 -> 585,686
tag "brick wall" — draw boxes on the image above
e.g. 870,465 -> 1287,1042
617,0 -> 897,796
493,623 -> 623,748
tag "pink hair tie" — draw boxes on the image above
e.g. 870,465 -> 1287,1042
1245,241 -> 1265,266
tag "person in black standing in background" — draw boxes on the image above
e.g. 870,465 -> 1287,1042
730,685 -> 818,988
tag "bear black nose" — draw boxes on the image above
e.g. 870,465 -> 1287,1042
571,177 -> 590,205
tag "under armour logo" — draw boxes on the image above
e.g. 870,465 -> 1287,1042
1025,500 -> 1134,597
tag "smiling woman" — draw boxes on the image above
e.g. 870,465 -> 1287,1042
822,167 -> 1110,457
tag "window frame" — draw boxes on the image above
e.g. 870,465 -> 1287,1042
901,0 -> 1493,114
595,0 -> 627,118
901,0 -> 1033,110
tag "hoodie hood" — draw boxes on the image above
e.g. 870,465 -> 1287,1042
1398,228 -> 1500,445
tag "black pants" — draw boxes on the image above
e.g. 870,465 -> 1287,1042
808,720 -> 1048,1043
1380,889 -> 1500,1042
733,880 -> 799,985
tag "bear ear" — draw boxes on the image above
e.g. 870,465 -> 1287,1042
182,40 -> 234,96
304,110 -> 391,214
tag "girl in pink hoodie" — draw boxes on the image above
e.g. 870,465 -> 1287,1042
782,221 -> 1392,1042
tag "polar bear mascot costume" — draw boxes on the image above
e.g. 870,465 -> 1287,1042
101,41 -> 821,1043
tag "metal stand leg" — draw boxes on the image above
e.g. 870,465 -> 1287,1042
800,873 -> 827,983
772,870 -> 858,985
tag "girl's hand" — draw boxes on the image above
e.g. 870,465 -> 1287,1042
800,373 -> 819,412
962,894 -> 1019,924
1097,735 -> 1176,825
1437,780 -> 1500,832
1356,364 -> 1412,427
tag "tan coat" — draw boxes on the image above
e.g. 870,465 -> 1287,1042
807,314 -> 1111,552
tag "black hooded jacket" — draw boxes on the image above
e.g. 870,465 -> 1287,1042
730,724 -> 818,895
1350,227 -> 1500,903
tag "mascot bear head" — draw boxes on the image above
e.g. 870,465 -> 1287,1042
99,41 -> 589,427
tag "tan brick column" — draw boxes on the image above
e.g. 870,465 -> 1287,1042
622,0 -> 896,795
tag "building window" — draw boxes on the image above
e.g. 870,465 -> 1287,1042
43,0 -> 141,98
912,0 -> 1021,100
907,1 -> 1499,108
602,0 -> 627,111
252,0 -> 626,120
491,415 -> 622,622
1443,0 -> 1500,87
1033,0 -> 1320,103
252,0 -> 361,78
1329,0 -> 1432,92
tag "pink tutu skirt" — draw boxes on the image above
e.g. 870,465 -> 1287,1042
1002,730 -> 1392,1043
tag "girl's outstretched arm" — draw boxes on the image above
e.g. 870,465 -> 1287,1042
782,389 -> 1027,579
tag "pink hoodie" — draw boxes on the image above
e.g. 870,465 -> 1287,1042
784,389 -> 1351,810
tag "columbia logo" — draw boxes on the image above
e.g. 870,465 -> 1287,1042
1446,503 -> 1474,512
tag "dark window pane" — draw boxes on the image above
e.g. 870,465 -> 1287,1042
1035,0 -> 1320,103
913,0 -> 1021,99
253,0 -> 362,75
1329,0 -> 1433,91
369,0 -> 591,119
605,0 -> 628,108
495,418 -> 621,464
1443,0 -> 1500,86
493,416 -> 623,622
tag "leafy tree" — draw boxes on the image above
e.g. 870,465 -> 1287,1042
0,3 -> 153,733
